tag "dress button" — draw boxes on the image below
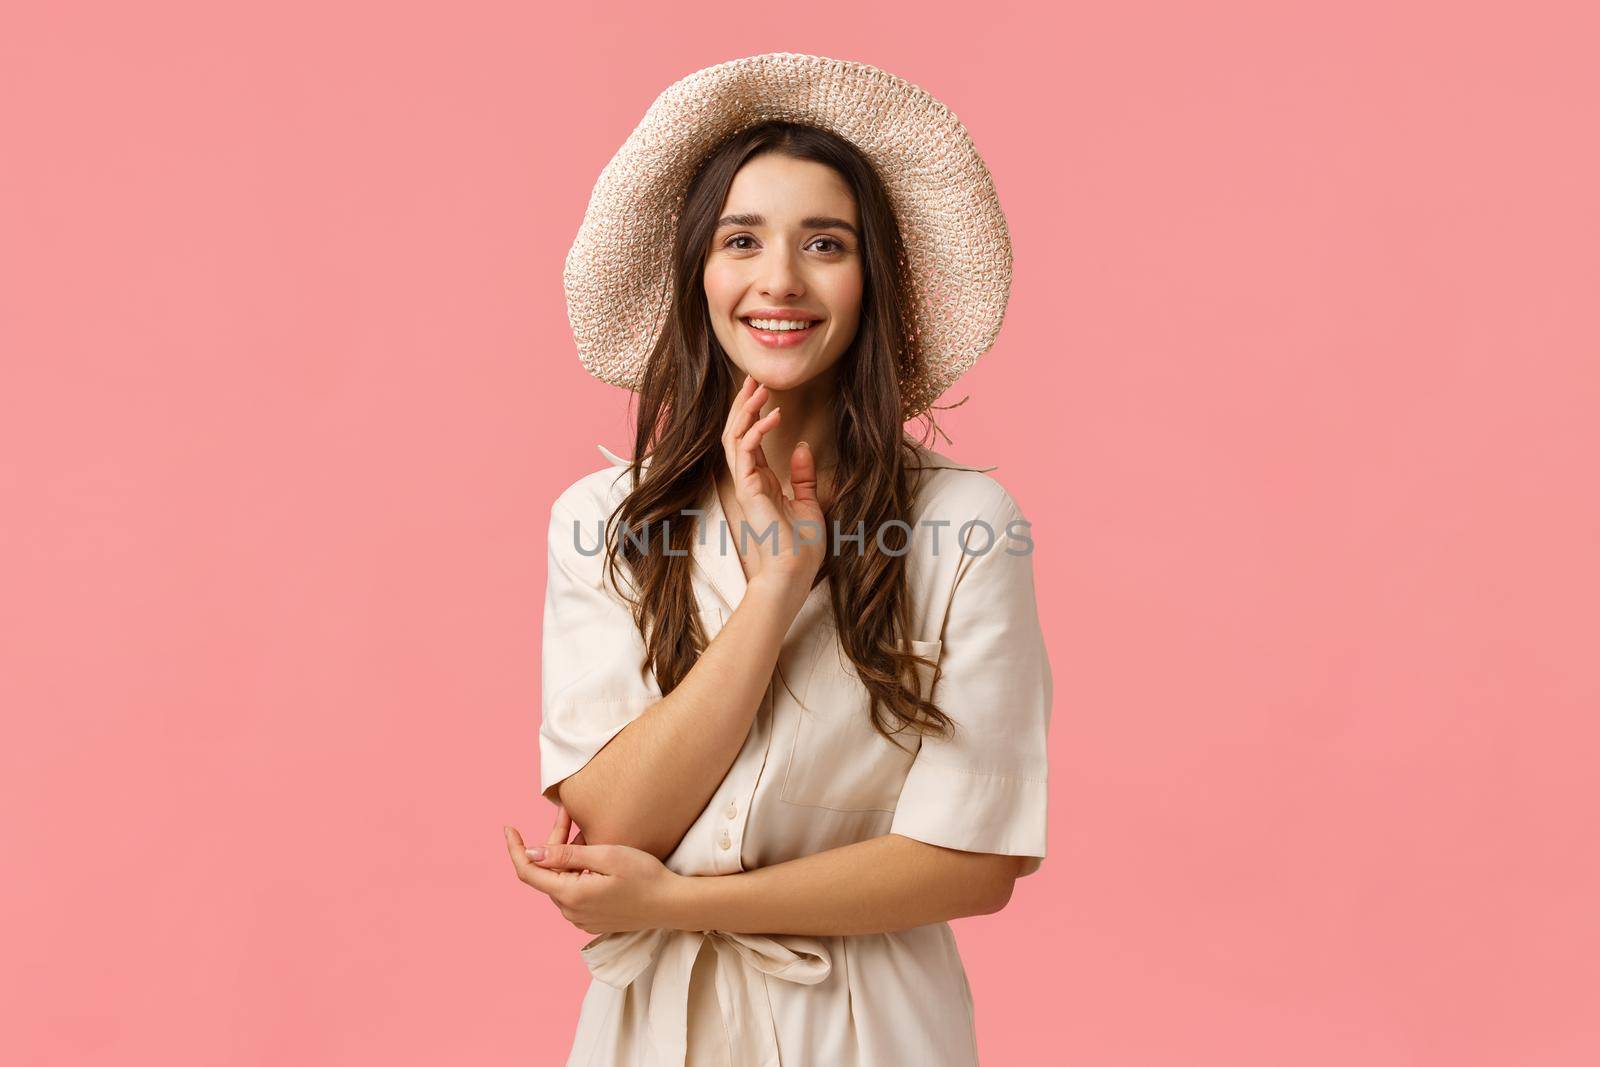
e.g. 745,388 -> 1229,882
725,800 -> 738,819
718,830 -> 731,850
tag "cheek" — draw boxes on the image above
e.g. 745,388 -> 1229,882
828,265 -> 863,315
824,270 -> 864,334
702,262 -> 738,313
701,265 -> 738,347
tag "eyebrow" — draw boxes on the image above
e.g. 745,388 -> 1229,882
715,212 -> 860,240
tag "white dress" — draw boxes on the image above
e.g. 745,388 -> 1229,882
538,440 -> 1052,1066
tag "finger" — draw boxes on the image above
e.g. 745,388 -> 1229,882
723,376 -> 762,446
735,412 -> 780,497
737,407 -> 780,466
721,375 -> 751,444
534,842 -> 615,875
547,805 -> 571,847
790,440 -> 817,505
504,825 -> 567,895
727,389 -> 769,469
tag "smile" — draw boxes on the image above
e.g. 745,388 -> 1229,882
741,317 -> 820,348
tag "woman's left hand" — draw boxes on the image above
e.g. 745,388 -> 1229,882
503,807 -> 684,935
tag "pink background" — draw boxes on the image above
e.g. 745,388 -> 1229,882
4,2 -> 1597,1064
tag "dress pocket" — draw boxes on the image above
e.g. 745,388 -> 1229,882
779,636 -> 942,812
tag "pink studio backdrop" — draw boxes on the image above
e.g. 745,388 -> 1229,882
3,2 -> 1597,1064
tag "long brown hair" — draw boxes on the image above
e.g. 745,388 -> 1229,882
600,120 -> 954,746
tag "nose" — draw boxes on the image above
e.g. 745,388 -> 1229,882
758,246 -> 804,300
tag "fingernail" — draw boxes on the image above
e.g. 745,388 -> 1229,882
526,846 -> 546,861
798,440 -> 809,450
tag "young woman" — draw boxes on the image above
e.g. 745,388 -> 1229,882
504,54 -> 1051,1066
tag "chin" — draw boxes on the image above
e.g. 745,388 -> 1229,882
739,354 -> 822,391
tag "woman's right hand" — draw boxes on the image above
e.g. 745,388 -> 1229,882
721,374 -> 827,595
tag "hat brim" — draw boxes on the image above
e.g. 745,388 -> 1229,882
564,52 -> 1013,418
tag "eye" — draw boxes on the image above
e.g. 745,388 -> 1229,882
720,234 -> 848,253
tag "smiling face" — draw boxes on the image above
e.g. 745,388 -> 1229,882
702,153 -> 864,397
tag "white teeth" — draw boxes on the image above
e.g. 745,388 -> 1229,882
745,317 -> 814,332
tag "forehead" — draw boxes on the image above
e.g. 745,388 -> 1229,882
719,154 -> 858,223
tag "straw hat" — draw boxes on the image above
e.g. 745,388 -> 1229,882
563,52 -> 1013,419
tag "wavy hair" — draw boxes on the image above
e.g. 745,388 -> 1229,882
599,120 -> 956,747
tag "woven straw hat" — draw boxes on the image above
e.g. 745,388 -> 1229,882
563,52 -> 1013,418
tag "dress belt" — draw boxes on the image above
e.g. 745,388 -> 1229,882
580,927 -> 832,1067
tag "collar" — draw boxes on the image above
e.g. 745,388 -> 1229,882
592,443 -> 748,612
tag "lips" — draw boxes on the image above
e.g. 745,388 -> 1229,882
741,317 -> 820,348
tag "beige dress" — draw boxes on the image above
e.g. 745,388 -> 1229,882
539,440 -> 1051,1067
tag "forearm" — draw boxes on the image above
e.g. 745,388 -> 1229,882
663,833 -> 1022,936
557,576 -> 808,859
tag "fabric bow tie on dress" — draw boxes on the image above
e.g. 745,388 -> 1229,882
580,927 -> 832,1067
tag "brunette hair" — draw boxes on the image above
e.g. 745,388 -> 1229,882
600,120 -> 955,746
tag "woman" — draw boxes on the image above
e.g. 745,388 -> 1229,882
504,53 -> 1050,1066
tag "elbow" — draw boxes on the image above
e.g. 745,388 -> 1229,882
582,822 -> 676,861
978,859 -> 1025,915
567,811 -> 672,859
554,787 -> 677,860
981,878 -> 1016,915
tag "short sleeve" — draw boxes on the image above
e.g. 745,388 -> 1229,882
890,486 -> 1052,877
537,499 -> 662,804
